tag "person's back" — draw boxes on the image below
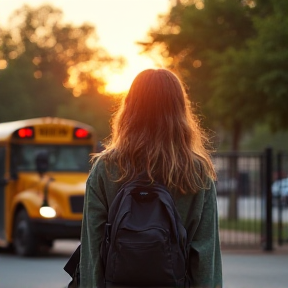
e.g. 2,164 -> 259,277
80,68 -> 222,288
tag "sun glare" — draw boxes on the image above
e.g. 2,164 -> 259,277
105,74 -> 130,95
0,60 -> 7,69
0,0 -> 171,95
104,53 -> 163,95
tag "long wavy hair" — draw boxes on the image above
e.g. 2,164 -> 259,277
94,68 -> 216,194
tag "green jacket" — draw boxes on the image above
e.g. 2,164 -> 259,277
80,157 -> 222,288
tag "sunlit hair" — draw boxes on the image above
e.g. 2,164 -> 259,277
93,68 -> 216,194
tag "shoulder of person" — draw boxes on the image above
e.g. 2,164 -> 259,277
88,153 -> 119,182
203,177 -> 217,204
87,153 -> 107,182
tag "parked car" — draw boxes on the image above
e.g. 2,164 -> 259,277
272,178 -> 288,206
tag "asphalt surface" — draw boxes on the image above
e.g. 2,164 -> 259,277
0,241 -> 287,288
222,245 -> 288,288
53,241 -> 288,288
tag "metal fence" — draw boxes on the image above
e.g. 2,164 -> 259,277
274,151 -> 288,247
213,148 -> 288,250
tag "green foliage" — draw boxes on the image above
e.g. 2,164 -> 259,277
141,0 -> 288,150
220,218 -> 262,234
143,0 -> 255,150
241,125 -> 288,151
220,218 -> 288,240
0,4 -> 123,139
0,54 -> 34,121
247,1 -> 288,130
57,93 -> 115,140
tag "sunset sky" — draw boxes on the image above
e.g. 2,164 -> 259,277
0,0 -> 171,94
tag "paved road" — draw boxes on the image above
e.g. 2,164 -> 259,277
222,247 -> 288,288
0,240 -> 287,288
0,240 -> 77,288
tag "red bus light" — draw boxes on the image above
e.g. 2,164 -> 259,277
74,128 -> 90,139
18,128 -> 34,138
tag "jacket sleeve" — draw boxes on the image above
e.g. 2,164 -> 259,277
80,167 -> 107,288
188,181 -> 223,288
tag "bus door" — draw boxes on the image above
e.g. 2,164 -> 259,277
0,146 -> 6,241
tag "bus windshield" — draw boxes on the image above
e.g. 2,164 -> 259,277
12,144 -> 93,172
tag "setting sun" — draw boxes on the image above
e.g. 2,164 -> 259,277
0,0 -> 171,94
104,57 -> 161,94
105,73 -> 130,94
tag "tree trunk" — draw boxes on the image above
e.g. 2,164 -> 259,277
228,121 -> 242,220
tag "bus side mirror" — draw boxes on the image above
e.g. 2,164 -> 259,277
35,150 -> 49,176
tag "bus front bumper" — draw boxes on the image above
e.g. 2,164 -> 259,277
31,218 -> 82,240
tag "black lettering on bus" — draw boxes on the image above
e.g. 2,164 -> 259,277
59,128 -> 68,136
39,127 -> 68,136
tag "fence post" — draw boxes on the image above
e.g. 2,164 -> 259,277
264,147 -> 273,251
277,151 -> 283,246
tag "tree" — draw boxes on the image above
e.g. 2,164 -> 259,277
142,0 -> 288,150
208,0 -> 288,147
140,0 -> 256,150
248,0 -> 288,131
0,4 -> 123,138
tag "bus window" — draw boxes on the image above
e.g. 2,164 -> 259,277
11,144 -> 92,172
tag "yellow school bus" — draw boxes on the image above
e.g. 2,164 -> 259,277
0,117 -> 96,256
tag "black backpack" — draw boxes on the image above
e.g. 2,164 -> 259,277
64,178 -> 189,288
101,178 -> 189,287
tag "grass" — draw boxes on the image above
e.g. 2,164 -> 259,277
219,218 -> 288,240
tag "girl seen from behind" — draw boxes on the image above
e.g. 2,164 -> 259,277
80,68 -> 222,288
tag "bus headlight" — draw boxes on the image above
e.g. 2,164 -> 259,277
40,206 -> 56,218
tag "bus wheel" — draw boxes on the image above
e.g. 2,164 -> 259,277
13,209 -> 37,256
